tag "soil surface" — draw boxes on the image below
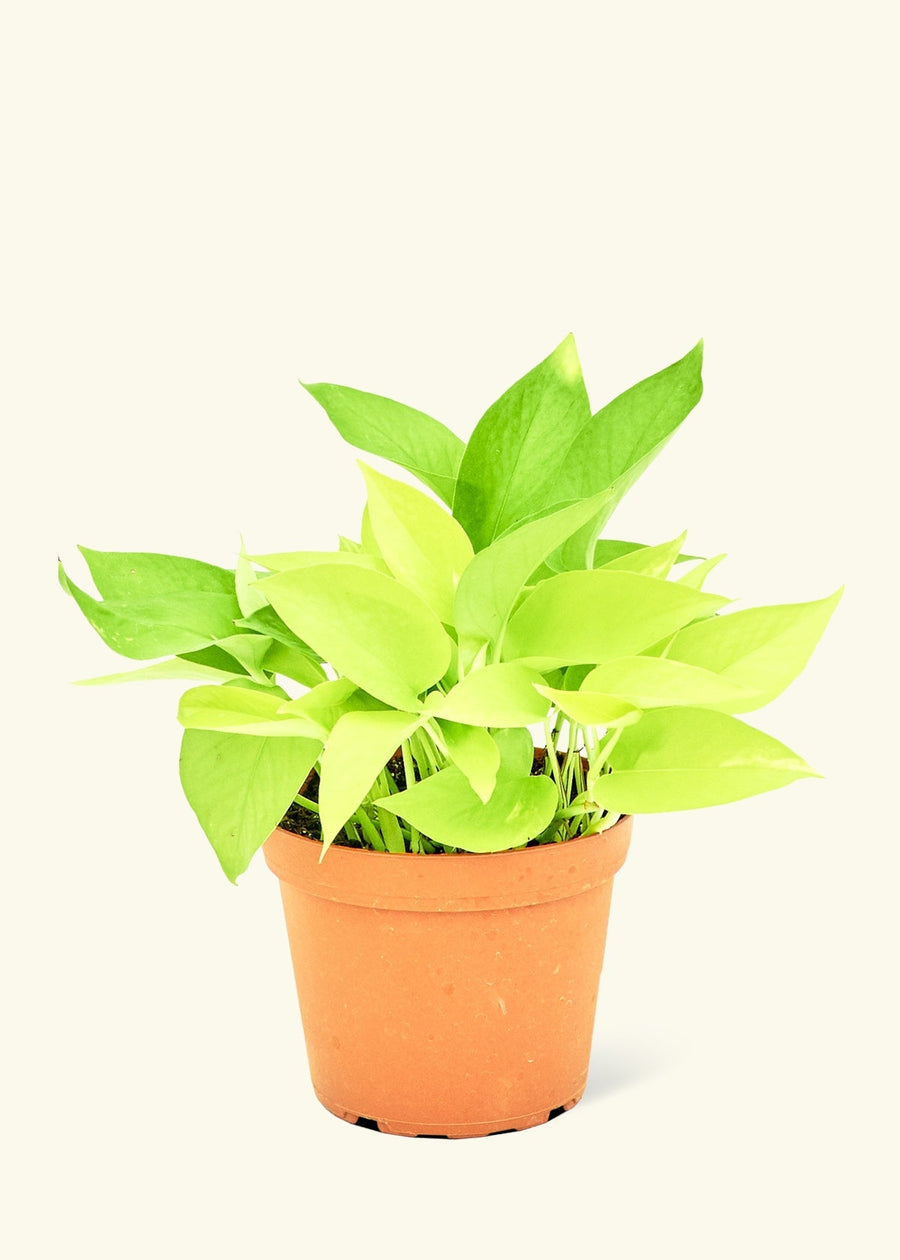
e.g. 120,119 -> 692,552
280,753 -> 408,845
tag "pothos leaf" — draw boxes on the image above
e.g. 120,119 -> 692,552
302,381 -> 464,507
375,764 -> 557,853
318,709 -> 424,850
258,563 -> 452,709
179,729 -> 321,882
594,707 -> 820,813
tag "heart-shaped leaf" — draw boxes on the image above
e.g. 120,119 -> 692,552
596,532 -> 689,579
319,709 -> 424,849
180,729 -> 321,881
435,720 -> 501,803
376,764 -> 557,853
431,663 -> 549,727
453,492 -> 613,665
662,589 -> 843,711
74,657 -> 244,687
258,564 -> 452,710
594,707 -> 820,813
502,570 -> 728,668
279,678 -> 387,733
360,462 -> 473,622
59,562 -> 240,661
453,335 -> 592,550
303,381 -> 464,507
582,656 -> 756,710
535,684 -> 641,728
178,684 -> 325,738
77,546 -> 236,600
563,341 -> 704,533
251,549 -> 386,574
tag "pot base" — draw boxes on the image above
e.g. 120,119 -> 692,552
316,1088 -> 584,1138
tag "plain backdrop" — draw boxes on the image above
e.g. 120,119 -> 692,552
3,2 -> 898,1257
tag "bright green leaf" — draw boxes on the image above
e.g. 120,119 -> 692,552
535,685 -> 641,728
502,570 -> 729,668
251,549 -> 384,574
178,684 -> 326,738
564,341 -> 704,533
593,540 -> 648,566
434,720 -> 500,803
262,641 -> 327,688
235,544 -> 269,617
454,492 -> 613,664
179,729 -> 321,881
582,656 -> 757,710
491,727 -> 537,777
318,709 -> 423,849
597,532 -> 688,579
675,553 -> 727,590
234,605 -> 323,657
663,589 -> 843,711
215,633 -> 274,684
453,335 -> 592,550
302,382 -> 464,507
375,765 -> 558,853
59,562 -> 241,661
279,676 -> 356,712
74,657 -> 244,686
77,546 -> 236,600
360,462 -> 473,622
279,678 -> 387,733
179,645 -> 251,674
258,564 -> 452,709
593,707 -> 820,813
432,663 -> 549,727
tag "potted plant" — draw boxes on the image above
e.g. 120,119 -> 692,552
60,336 -> 840,1137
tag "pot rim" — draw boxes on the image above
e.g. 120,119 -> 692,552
263,815 -> 632,912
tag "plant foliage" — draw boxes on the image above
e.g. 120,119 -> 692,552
61,338 -> 841,879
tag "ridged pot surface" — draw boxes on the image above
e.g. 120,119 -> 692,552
264,817 -> 631,1138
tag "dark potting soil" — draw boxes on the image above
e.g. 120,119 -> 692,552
279,753 -> 409,846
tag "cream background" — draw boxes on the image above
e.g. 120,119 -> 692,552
3,2 -> 898,1257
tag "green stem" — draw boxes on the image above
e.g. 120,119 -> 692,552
554,794 -> 593,821
593,725 -> 623,777
562,721 -> 581,801
577,724 -> 625,837
543,714 -> 563,795
378,808 -> 406,854
574,738 -> 586,797
372,768 -> 406,853
293,793 -> 319,813
354,807 -> 386,851
401,740 -> 421,854
343,817 -> 362,846
424,718 -> 448,761
413,729 -> 440,776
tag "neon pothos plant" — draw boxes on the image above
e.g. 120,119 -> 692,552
61,337 -> 840,880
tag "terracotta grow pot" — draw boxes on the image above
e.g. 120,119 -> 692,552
263,815 -> 631,1138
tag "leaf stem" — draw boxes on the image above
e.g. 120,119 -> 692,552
401,740 -> 421,853
354,807 -> 386,851
543,714 -> 564,796
343,816 -> 362,845
378,808 -> 406,853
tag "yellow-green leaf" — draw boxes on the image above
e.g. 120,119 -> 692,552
258,564 -> 452,710
360,462 -> 473,622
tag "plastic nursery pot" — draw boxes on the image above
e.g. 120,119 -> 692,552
263,814 -> 632,1138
